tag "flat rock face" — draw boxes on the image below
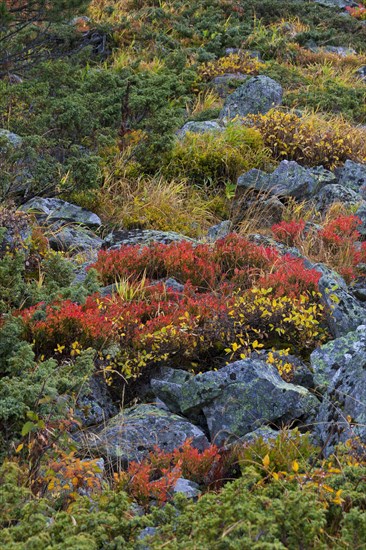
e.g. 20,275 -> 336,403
48,224 -> 103,253
314,326 -> 366,455
152,359 -> 319,446
20,197 -> 101,227
0,129 -> 23,150
176,120 -> 223,138
81,404 -> 209,466
219,75 -> 283,119
318,272 -> 366,338
335,161 -> 366,193
315,184 -> 362,213
104,229 -> 194,249
237,161 -> 335,201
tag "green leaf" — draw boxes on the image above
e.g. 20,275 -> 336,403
21,421 -> 36,437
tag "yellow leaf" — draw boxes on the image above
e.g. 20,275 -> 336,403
262,454 -> 270,468
16,443 -> 24,453
292,460 -> 299,473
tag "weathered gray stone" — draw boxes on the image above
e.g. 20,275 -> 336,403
173,478 -> 201,498
314,0 -> 357,7
104,229 -> 194,249
176,359 -> 319,446
211,73 -> 250,98
220,76 -> 282,119
20,197 -> 101,227
316,184 -> 362,213
207,220 -> 232,241
318,271 -> 366,337
48,224 -> 103,253
82,404 -> 209,465
177,120 -> 223,138
150,367 -> 194,414
237,161 -> 335,201
0,129 -> 23,150
355,203 -> 366,236
314,326 -> 366,455
335,160 -> 366,193
75,376 -> 117,427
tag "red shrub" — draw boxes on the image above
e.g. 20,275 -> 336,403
319,215 -> 362,246
272,220 -> 306,246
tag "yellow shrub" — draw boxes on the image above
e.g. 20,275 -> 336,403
198,53 -> 265,81
246,109 -> 366,169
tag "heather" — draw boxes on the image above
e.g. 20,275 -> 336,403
2,0 -> 366,548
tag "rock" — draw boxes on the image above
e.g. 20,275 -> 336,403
47,224 -> 103,253
318,271 -> 366,337
233,195 -> 284,228
75,376 -> 118,428
0,129 -> 23,150
219,76 -> 283,120
323,46 -> 357,56
355,203 -> 366,236
335,161 -> 366,193
357,66 -> 366,81
104,229 -> 194,249
210,73 -> 250,98
237,161 -> 335,201
315,184 -> 361,213
20,197 -> 101,227
136,527 -> 158,550
173,478 -> 201,499
150,367 -> 194,414
239,426 -> 279,445
177,120 -> 223,138
311,326 -> 366,393
314,0 -> 357,8
176,359 -> 319,446
207,220 -> 232,241
82,404 -> 209,466
314,326 -> 366,455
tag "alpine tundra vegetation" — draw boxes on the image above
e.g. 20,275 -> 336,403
2,0 -> 366,548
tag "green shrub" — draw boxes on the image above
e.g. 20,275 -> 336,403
164,124 -> 270,185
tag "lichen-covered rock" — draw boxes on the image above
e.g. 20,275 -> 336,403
355,203 -> 366,236
104,229 -> 194,249
48,224 -> 103,253
176,120 -> 223,138
311,326 -> 366,392
174,359 -> 319,446
211,73 -> 249,98
20,197 -> 101,227
207,220 -> 232,241
0,129 -> 23,150
75,376 -> 118,428
335,160 -> 366,193
314,326 -> 366,455
237,161 -> 335,201
318,272 -> 366,337
220,76 -> 282,119
315,184 -> 361,213
314,0 -> 357,7
150,367 -> 194,414
173,478 -> 201,499
82,404 -> 209,465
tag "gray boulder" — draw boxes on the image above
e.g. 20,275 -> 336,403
150,367 -> 194,414
237,161 -> 335,200
355,203 -> 366,236
82,404 -> 209,465
155,359 -> 319,446
315,184 -> 362,213
219,76 -> 282,120
211,73 -> 250,98
20,197 -> 101,227
177,120 -> 223,138
104,229 -> 194,249
0,129 -> 23,150
314,0 -> 357,7
314,326 -> 366,455
173,478 -> 201,499
47,224 -> 103,253
318,271 -> 366,337
207,220 -> 232,242
335,160 -> 366,193
75,376 -> 118,428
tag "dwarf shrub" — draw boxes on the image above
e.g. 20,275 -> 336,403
163,124 -> 270,185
